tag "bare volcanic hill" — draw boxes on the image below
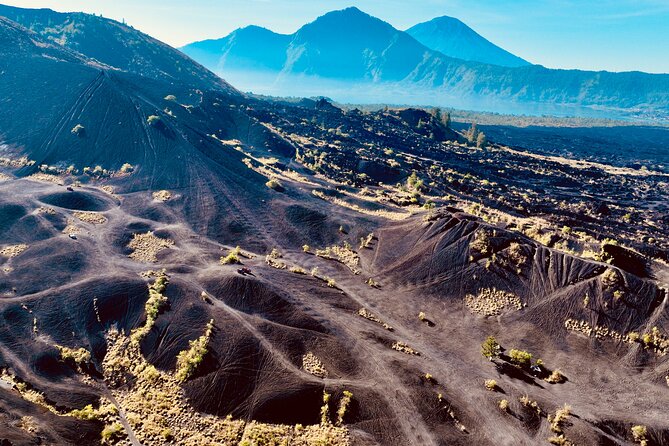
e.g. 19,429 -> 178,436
0,8 -> 668,446
0,4 -> 236,92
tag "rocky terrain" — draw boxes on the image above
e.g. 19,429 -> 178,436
0,5 -> 668,446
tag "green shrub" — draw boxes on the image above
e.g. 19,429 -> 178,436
509,349 -> 532,367
481,336 -> 501,359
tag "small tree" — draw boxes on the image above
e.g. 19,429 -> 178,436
481,336 -> 501,360
442,111 -> 452,129
466,123 -> 479,143
476,131 -> 487,148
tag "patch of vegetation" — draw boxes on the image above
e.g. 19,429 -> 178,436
484,379 -> 498,391
391,341 -> 420,356
127,232 -> 174,263
175,319 -> 214,383
147,115 -> 161,126
265,248 -> 287,269
509,349 -> 533,368
56,345 -> 91,366
519,395 -> 542,415
152,190 -> 172,202
336,391 -> 353,426
465,288 -> 522,316
481,336 -> 501,360
302,352 -> 328,379
130,273 -> 169,344
545,369 -> 566,384
316,242 -> 361,274
358,308 -> 393,331
101,422 -> 125,444
220,246 -> 241,265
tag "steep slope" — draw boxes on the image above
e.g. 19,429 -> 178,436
0,15 -> 291,240
406,16 -> 530,68
0,4 -> 237,93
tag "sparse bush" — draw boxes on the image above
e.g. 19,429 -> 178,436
147,115 -> 161,126
631,425 -> 648,445
326,278 -> 336,288
509,349 -> 532,368
290,266 -> 306,274
366,277 -> 379,288
101,422 -> 124,444
499,399 -> 509,412
336,391 -> 353,426
549,404 -> 572,433
546,369 -> 566,384
320,392 -> 331,425
418,311 -> 427,322
302,244 -> 310,253
484,379 -> 497,391
120,163 -> 134,173
266,178 -> 283,191
220,246 -> 241,265
601,268 -> 620,288
471,230 -> 491,255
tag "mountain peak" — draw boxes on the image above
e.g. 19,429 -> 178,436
407,16 -> 530,67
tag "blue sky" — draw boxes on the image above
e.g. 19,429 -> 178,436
6,0 -> 669,73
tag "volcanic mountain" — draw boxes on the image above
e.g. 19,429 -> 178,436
406,16 -> 530,67
182,7 -> 669,117
1,5 -> 669,446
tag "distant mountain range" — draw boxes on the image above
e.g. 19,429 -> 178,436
181,7 -> 669,118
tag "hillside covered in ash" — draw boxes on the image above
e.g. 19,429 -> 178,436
0,6 -> 668,446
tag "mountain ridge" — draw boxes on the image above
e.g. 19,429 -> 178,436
180,7 -> 669,117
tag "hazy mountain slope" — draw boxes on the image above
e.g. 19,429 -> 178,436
184,25 -> 291,73
406,16 -> 530,67
0,3 -> 237,93
181,7 -> 669,115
